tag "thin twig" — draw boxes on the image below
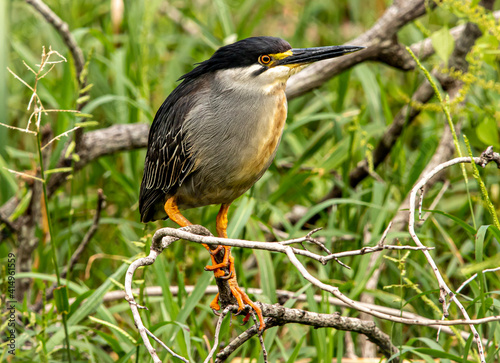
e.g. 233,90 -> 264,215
153,227 -> 431,266
145,328 -> 189,363
204,306 -> 233,363
250,310 -> 268,363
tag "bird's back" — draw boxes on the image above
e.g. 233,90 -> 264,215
139,77 -> 205,222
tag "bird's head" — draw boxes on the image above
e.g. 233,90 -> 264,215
180,36 -> 364,93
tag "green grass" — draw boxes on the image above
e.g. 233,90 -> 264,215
1,0 -> 500,362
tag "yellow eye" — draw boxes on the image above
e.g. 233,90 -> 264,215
259,55 -> 271,64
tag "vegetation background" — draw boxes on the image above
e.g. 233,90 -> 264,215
1,0 -> 499,362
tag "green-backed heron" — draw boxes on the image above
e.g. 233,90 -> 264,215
139,36 -> 363,329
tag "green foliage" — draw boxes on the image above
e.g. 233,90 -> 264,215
1,0 -> 500,362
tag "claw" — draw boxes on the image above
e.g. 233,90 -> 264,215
241,312 -> 251,325
211,267 -> 232,280
219,270 -> 233,280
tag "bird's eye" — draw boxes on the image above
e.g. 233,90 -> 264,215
259,55 -> 272,64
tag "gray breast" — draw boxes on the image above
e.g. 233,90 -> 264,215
176,72 -> 287,209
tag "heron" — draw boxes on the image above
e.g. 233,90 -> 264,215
139,36 -> 363,329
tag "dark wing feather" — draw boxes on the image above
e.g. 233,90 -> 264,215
139,78 -> 203,222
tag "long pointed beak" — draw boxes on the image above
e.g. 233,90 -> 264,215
277,45 -> 364,66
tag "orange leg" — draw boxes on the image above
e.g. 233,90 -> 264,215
209,204 -> 266,330
205,204 -> 232,274
164,197 -> 192,227
164,197 -> 221,270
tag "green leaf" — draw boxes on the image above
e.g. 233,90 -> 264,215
8,190 -> 32,221
477,117 -> 500,147
422,209 -> 476,235
44,167 -> 73,175
488,226 -> 500,243
94,330 -> 125,356
53,285 -> 70,315
414,348 -> 475,363
213,0 -> 235,38
431,26 -> 455,65
75,121 -> 99,128
255,249 -> 277,303
391,323 -> 403,346
461,253 -> 500,275
285,334 -> 306,363
463,333 -> 473,363
76,95 -> 91,104
228,196 -> 256,239
88,316 -> 137,344
68,290 -> 95,318
476,225 -> 488,263
175,271 -> 212,326
116,348 -> 137,363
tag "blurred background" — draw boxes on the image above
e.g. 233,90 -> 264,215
1,0 -> 500,362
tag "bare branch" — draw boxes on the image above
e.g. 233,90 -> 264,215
214,303 -> 399,362
101,285 -> 488,343
250,311 -> 268,363
124,226 -> 213,363
153,226 -> 430,266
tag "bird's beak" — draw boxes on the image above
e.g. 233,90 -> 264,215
276,45 -> 364,67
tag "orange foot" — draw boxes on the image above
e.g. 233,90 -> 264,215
209,254 -> 265,331
204,245 -> 232,279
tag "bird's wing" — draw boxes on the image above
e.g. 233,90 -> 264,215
139,79 -> 202,222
